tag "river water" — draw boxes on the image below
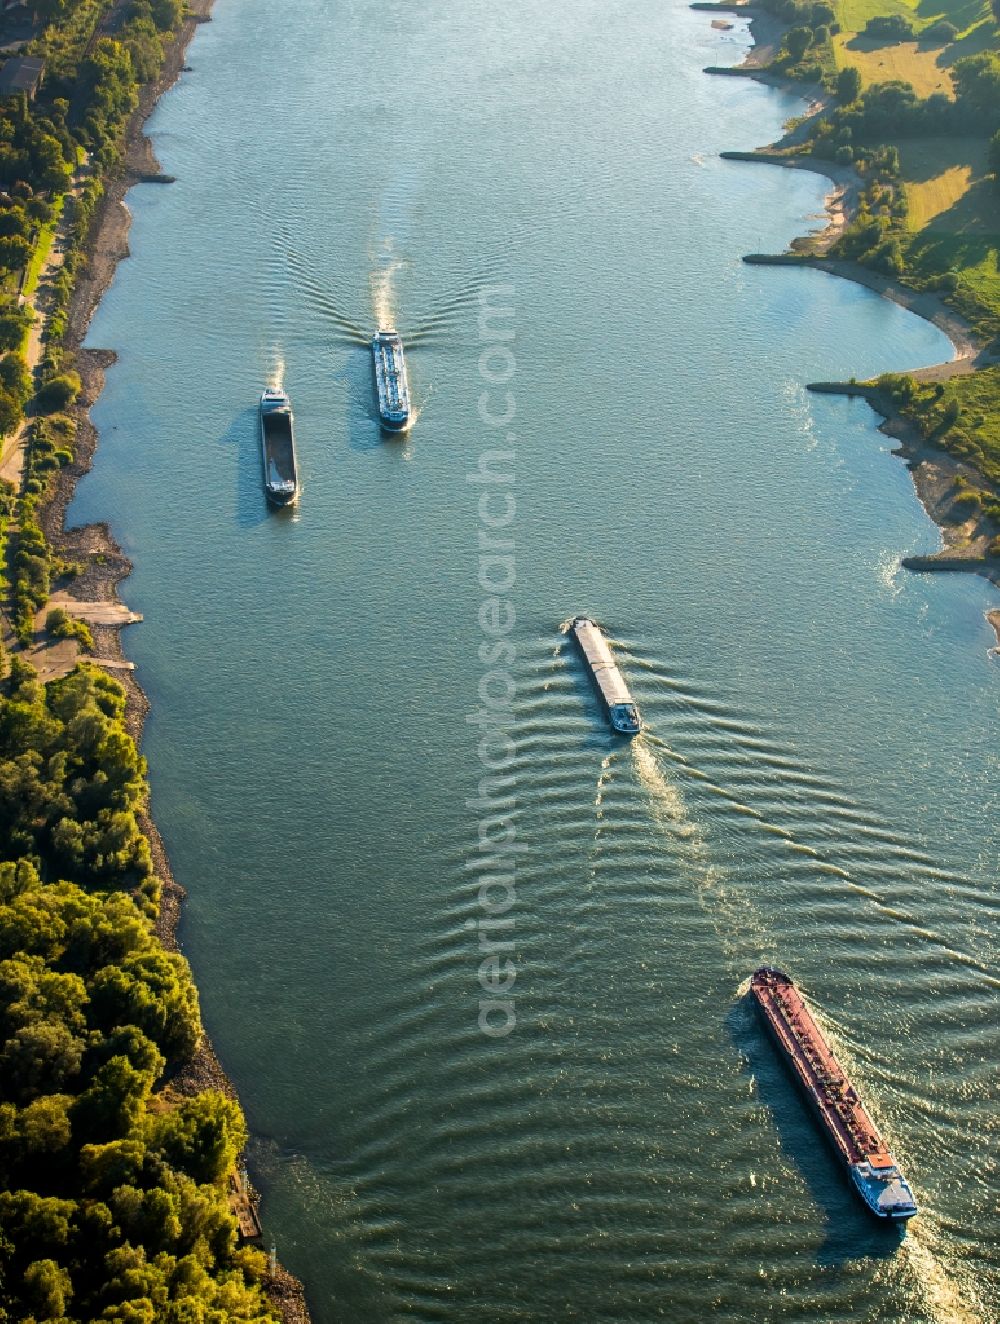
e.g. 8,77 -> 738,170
69,0 -> 999,1319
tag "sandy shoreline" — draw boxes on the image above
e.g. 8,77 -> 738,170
701,0 -> 1000,646
39,4 -> 311,1319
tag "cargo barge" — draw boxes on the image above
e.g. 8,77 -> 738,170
570,617 -> 641,735
259,388 -> 298,506
750,966 -> 918,1221
372,328 -> 411,432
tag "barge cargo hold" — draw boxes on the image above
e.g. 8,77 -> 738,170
750,967 -> 918,1221
259,388 -> 298,506
372,328 -> 411,432
570,617 -> 641,735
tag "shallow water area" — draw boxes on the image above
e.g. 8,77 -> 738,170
70,1 -> 998,1320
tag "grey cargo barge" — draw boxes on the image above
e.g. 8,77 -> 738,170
259,388 -> 298,506
571,617 -> 641,735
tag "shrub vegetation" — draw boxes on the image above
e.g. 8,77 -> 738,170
0,663 -> 281,1321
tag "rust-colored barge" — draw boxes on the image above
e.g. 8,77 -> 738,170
750,966 -> 918,1220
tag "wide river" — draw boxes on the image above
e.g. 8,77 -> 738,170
69,0 -> 998,1319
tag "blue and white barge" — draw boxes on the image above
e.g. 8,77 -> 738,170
372,328 -> 411,432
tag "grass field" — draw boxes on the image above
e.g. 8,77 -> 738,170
829,0 -> 991,101
835,0 -> 915,33
904,233 -> 1000,334
898,138 -> 990,228
907,161 -> 976,224
895,138 -> 1000,332
834,0 -> 989,36
832,33 -> 955,94
16,204 -> 63,356
948,244 -> 1000,328
21,212 -> 60,304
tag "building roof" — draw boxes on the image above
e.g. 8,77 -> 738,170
0,56 -> 44,98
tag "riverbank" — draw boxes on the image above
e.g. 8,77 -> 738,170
35,4 -> 311,1320
700,1 -> 1000,645
808,380 -> 1000,641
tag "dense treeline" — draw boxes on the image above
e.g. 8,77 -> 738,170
0,662 -> 152,894
0,0 -> 183,668
0,0 -> 183,444
813,55 -> 1000,149
750,0 -> 838,82
0,663 -> 281,1322
755,0 -> 835,27
10,406 -> 79,646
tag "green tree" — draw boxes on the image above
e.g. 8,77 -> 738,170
1,1017 -> 86,1099
877,372 -> 917,404
0,234 -> 30,272
23,1256 -> 72,1320
36,371 -> 80,411
0,1189 -> 75,1257
0,301 -> 32,352
32,0 -> 70,22
121,14 -> 166,84
923,19 -> 957,43
29,133 -> 72,193
89,949 -> 199,1063
0,208 -> 28,240
150,1092 -> 248,1186
17,1093 -> 73,1158
79,1138 -> 147,1194
864,12 -> 913,39
785,25 -> 813,60
953,52 -> 1000,120
148,0 -> 184,28
0,653 -> 282,1319
0,956 -> 88,1101
0,352 -> 31,406
837,66 -> 862,103
72,1055 -> 150,1141
0,388 -> 21,436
